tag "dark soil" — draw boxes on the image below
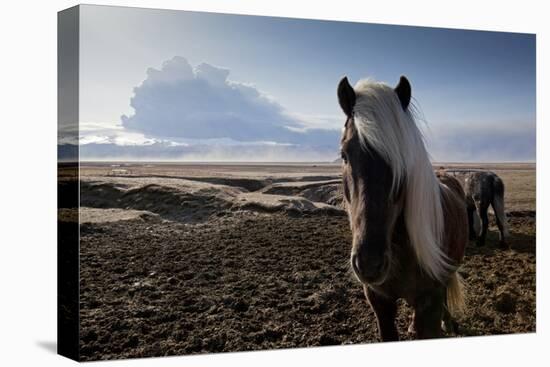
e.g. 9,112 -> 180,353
79,212 -> 535,361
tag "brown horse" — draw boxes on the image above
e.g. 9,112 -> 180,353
337,76 -> 468,340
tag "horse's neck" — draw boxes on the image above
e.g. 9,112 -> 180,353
379,213 -> 431,299
392,177 -> 462,270
438,175 -> 468,264
391,211 -> 415,261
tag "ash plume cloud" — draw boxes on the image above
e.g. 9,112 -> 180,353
121,56 -> 339,147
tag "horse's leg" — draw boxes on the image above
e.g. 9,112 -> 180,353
407,311 -> 415,334
476,202 -> 490,247
442,306 -> 459,334
412,308 -> 457,335
467,206 -> 476,241
491,199 -> 508,249
413,289 -> 445,339
440,289 -> 458,334
365,286 -> 399,342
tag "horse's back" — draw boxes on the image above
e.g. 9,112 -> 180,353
465,171 -> 503,202
437,173 -> 468,265
438,173 -> 465,199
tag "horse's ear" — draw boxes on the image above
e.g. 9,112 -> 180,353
338,76 -> 356,117
394,75 -> 411,110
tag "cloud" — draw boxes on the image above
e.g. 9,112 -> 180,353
121,56 -> 339,146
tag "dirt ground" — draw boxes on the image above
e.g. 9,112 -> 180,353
73,163 -> 536,361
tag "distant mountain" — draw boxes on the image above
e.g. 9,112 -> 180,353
58,144 -> 78,161
333,157 -> 342,163
60,142 -> 340,163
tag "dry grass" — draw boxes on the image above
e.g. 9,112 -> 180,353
439,163 -> 535,212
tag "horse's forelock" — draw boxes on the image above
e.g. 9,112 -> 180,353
351,79 -> 451,282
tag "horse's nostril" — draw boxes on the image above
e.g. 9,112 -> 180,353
351,251 -> 384,282
367,257 -> 383,272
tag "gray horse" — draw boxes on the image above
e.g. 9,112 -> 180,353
464,171 -> 509,247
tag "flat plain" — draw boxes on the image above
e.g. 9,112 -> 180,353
65,162 -> 535,360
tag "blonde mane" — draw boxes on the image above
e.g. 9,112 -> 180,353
352,79 -> 451,282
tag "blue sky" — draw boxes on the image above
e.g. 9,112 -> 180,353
77,5 -> 536,162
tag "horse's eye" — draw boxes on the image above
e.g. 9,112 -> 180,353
341,150 -> 348,163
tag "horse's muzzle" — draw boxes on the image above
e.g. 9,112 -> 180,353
351,250 -> 386,284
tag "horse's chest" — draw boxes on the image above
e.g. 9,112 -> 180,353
369,261 -> 425,302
